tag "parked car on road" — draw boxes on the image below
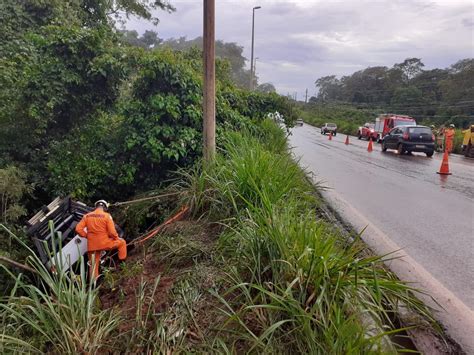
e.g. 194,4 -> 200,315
382,125 -> 435,157
295,118 -> 304,126
358,122 -> 378,141
321,123 -> 337,136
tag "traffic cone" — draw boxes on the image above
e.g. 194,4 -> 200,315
437,150 -> 452,175
367,138 -> 373,152
328,132 -> 332,140
345,135 -> 349,145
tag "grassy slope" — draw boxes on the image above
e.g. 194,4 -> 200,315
1,120 -> 446,353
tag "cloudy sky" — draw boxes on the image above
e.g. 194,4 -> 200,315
126,0 -> 474,99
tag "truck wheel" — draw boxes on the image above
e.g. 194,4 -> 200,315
333,132 -> 337,136
397,143 -> 405,155
358,132 -> 362,139
382,142 -> 387,152
426,151 -> 434,157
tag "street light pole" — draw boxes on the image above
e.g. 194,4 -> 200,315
203,0 -> 215,162
249,6 -> 261,90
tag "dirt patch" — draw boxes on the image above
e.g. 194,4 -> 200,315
99,219 -> 226,343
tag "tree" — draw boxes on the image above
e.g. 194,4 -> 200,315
141,30 -> 162,48
315,75 -> 343,101
390,86 -> 424,118
82,0 -> 175,26
341,66 -> 390,103
394,58 -> 425,84
256,83 -> 276,93
0,26 -> 126,164
161,37 -> 253,88
0,0 -> 175,35
119,29 -> 162,48
438,59 -> 474,125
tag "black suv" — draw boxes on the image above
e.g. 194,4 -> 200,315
382,125 -> 435,157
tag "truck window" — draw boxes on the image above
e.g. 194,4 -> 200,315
394,120 -> 413,127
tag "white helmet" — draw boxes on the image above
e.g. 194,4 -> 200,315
94,200 -> 109,210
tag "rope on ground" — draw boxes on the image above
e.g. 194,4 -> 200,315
94,205 -> 189,262
130,205 -> 189,246
111,191 -> 182,207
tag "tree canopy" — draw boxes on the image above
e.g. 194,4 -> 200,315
313,58 -> 474,126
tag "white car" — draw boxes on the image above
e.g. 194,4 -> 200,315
321,123 -> 337,136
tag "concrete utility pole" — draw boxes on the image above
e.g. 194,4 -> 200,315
305,88 -> 308,103
203,0 -> 215,162
249,6 -> 261,90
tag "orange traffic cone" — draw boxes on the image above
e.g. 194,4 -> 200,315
367,138 -> 373,152
345,135 -> 349,145
328,132 -> 332,140
437,150 -> 452,175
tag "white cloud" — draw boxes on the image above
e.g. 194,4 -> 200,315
126,0 -> 474,98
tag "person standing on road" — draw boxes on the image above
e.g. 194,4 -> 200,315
436,125 -> 445,152
444,124 -> 455,154
75,200 -> 127,280
461,125 -> 474,157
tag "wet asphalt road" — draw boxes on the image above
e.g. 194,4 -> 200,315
289,124 -> 474,309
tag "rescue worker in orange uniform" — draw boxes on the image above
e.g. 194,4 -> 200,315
75,200 -> 127,279
444,124 -> 456,154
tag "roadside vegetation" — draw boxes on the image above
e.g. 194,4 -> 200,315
1,121 -> 441,353
309,58 -> 473,129
0,0 -> 295,289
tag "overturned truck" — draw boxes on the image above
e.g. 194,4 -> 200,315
26,197 -> 124,270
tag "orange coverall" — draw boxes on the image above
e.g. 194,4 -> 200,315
444,128 -> 455,154
75,208 -> 127,279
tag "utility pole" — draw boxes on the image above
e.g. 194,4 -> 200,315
249,6 -> 261,90
203,0 -> 215,162
305,88 -> 308,103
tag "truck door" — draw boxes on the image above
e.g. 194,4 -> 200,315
383,119 -> 393,138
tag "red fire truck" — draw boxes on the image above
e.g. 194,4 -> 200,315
374,114 -> 416,142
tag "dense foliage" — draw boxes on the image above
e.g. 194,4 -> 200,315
0,0 -> 295,213
311,57 -> 473,128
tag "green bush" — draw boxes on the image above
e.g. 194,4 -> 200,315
47,48 -> 295,203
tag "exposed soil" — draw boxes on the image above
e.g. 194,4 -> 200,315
99,219 -> 227,344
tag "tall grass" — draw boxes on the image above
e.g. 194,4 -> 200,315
0,224 -> 120,354
180,120 -> 434,353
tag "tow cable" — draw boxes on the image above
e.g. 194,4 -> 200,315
130,205 -> 189,246
110,191 -> 182,207
108,191 -> 189,245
